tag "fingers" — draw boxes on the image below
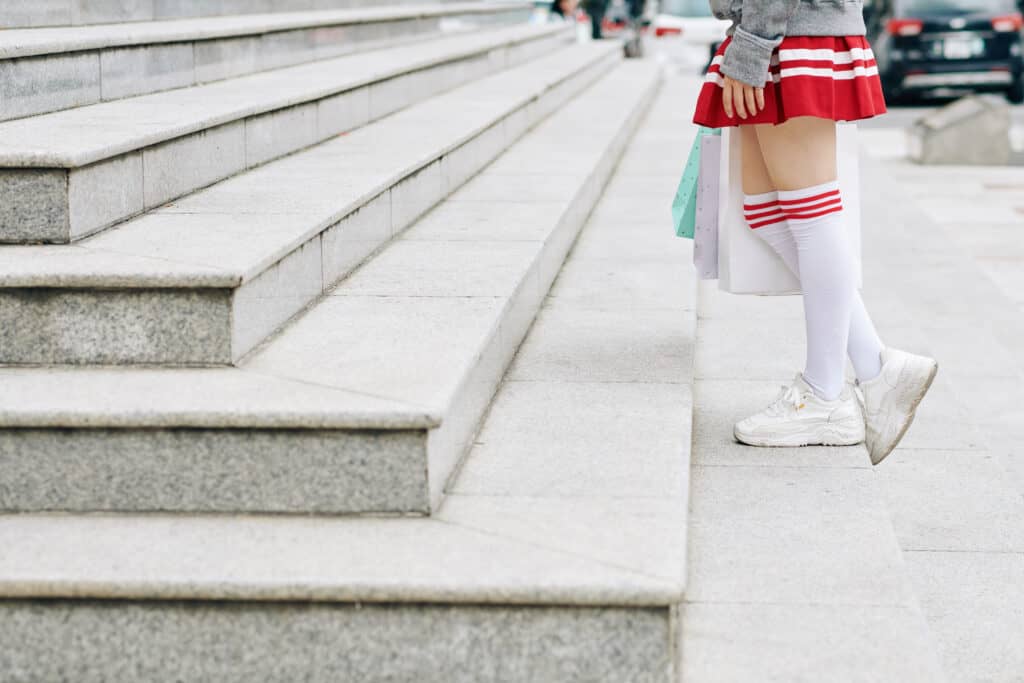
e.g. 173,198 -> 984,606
722,77 -> 766,120
733,81 -> 747,120
744,86 -> 757,119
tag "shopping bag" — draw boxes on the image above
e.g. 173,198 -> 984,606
693,133 -> 720,280
671,126 -> 720,239
717,123 -> 863,295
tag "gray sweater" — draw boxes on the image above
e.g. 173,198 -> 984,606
711,0 -> 867,87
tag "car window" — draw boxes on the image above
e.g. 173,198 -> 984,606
897,0 -> 1016,16
658,0 -> 714,17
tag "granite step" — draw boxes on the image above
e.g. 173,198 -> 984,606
0,1 -> 531,122
0,39 -> 612,367
0,58 -> 662,515
0,0 -> 444,29
0,65 -> 687,682
0,20 -> 567,244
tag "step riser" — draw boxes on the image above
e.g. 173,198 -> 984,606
0,46 -> 612,368
0,28 -> 567,245
0,427 -> 430,513
0,8 -> 532,123
0,601 -> 676,683
0,0 -> 444,28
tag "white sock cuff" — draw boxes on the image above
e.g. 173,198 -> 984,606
743,190 -> 778,205
777,180 -> 842,225
776,179 -> 840,202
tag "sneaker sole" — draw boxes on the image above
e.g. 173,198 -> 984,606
870,359 -> 939,466
734,420 -> 865,448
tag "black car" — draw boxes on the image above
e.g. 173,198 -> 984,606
868,0 -> 1024,103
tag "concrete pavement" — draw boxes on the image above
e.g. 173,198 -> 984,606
655,62 -> 1024,680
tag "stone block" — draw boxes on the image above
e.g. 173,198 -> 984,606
67,152 -> 144,240
440,122 -> 505,195
244,103 -> 318,168
0,601 -> 671,683
0,52 -> 100,122
71,0 -> 154,24
0,0 -> 71,28
143,121 -> 246,209
193,35 -> 260,83
390,160 -> 443,232
316,86 -> 371,139
367,71 -> 417,120
0,288 -> 232,364
231,237 -> 324,362
0,169 -> 70,243
321,190 -> 392,287
908,95 -> 1012,165
0,426 -> 427,513
99,44 -> 195,101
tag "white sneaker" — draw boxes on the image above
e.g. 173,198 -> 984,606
857,347 -> 938,465
734,374 -> 865,447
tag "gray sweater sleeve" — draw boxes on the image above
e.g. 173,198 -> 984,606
720,0 -> 801,87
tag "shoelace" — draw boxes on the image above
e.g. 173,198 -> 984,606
765,383 -> 804,417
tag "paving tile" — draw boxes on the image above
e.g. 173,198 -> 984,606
452,380 -> 691,498
546,257 -> 694,311
687,465 -> 911,605
508,306 -> 694,384
437,494 -> 687,585
401,199 -> 568,242
245,294 -> 504,409
338,240 -> 540,298
878,449 -> 1024,552
695,316 -> 805,381
904,551 -> 1024,683
682,602 -> 946,683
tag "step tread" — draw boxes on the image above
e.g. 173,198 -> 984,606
0,58 -> 658,429
0,21 -> 565,168
0,1 -> 530,60
0,502 -> 683,606
0,40 -> 611,290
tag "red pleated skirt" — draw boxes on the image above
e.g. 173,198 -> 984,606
692,35 -> 887,127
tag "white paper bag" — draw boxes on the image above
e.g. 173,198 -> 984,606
717,123 -> 863,295
693,134 -> 720,280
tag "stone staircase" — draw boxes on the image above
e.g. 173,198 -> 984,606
0,5 -> 694,681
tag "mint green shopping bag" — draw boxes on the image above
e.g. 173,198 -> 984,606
672,126 -> 720,239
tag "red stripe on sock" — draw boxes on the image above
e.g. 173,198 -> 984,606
784,204 -> 844,221
780,198 -> 842,216
749,215 -> 789,228
743,199 -> 778,211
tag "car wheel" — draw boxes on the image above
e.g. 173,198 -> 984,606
1008,77 -> 1024,105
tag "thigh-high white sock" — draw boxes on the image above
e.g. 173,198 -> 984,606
743,190 -> 883,385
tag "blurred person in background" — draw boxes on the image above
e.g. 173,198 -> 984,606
583,0 -> 609,38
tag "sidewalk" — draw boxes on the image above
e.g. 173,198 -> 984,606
675,76 -> 1024,680
857,139 -> 1024,682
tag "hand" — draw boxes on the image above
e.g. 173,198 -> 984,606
722,75 -> 765,120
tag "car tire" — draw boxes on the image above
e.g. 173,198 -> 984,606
1008,77 -> 1024,104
